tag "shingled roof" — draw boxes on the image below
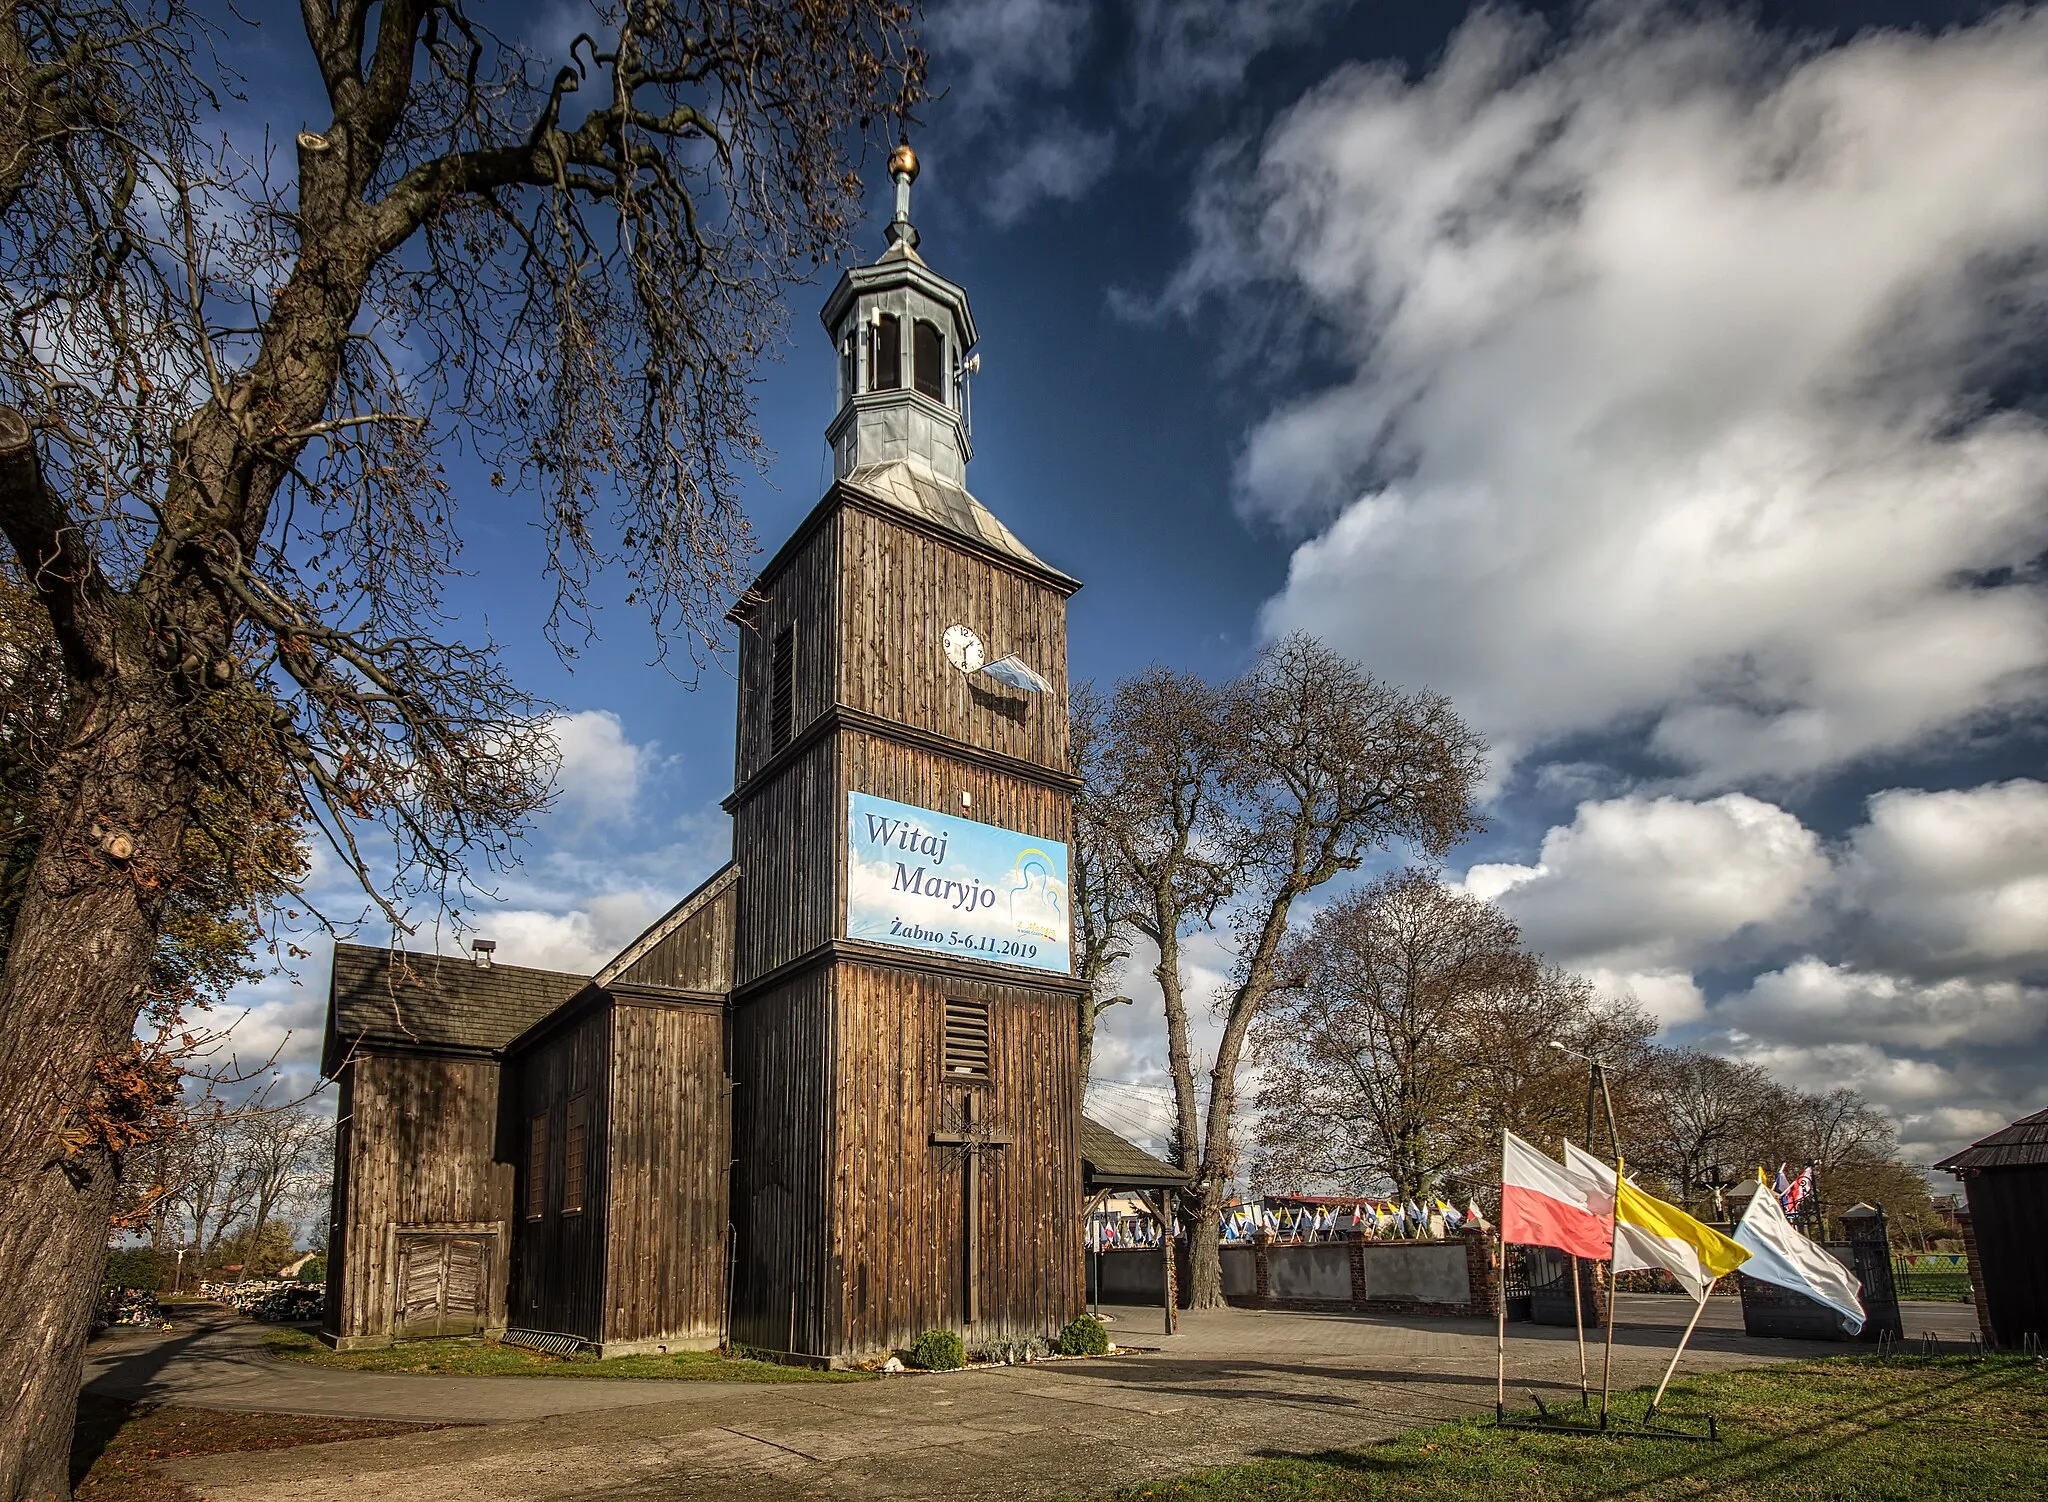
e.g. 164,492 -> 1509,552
321,942 -> 591,1076
1934,1107 -> 2048,1174
1080,1116 -> 1186,1190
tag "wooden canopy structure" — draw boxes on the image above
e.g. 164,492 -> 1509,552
1078,1118 -> 1187,1333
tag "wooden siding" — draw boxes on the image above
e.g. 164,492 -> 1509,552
614,875 -> 737,993
320,1071 -> 353,1338
603,1001 -> 730,1348
841,730 -> 1072,848
1968,1167 -> 2048,1344
837,505 -> 1070,774
327,1052 -> 511,1343
510,1008 -> 610,1340
735,518 -> 840,784
832,962 -> 1083,1356
733,734 -> 838,984
728,967 -> 837,1355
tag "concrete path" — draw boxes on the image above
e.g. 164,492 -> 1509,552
84,1307 -> 727,1421
101,1299 -> 1979,1502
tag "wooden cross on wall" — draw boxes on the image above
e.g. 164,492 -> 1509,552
931,1092 -> 1012,1326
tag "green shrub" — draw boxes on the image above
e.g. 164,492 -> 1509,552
1055,1314 -> 1109,1357
906,1328 -> 966,1371
297,1257 -> 327,1285
102,1248 -> 164,1291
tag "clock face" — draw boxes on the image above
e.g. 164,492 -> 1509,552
943,624 -> 985,673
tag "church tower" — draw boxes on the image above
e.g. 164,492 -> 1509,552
725,145 -> 1086,1362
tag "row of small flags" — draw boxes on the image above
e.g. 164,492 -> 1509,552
1220,1198 -> 1490,1243
1090,1196 -> 1496,1249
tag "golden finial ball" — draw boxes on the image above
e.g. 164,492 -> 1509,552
889,141 -> 919,182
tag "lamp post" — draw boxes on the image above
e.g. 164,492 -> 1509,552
1546,1040 -> 1620,1162
1548,1038 -> 1622,1422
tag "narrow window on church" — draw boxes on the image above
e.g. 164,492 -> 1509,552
943,998 -> 991,1080
563,1094 -> 588,1214
770,625 -> 796,753
525,1112 -> 548,1219
873,312 -> 901,390
840,330 -> 857,402
913,319 -> 943,401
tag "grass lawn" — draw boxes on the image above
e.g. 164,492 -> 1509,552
263,1325 -> 873,1382
72,1395 -> 447,1502
1095,1355 -> 2048,1501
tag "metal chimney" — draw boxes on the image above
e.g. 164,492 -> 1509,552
471,938 -> 496,969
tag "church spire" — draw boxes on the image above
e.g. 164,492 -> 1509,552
884,139 -> 919,252
818,144 -> 978,487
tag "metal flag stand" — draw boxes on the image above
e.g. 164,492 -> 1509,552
1490,1049 -> 1724,1443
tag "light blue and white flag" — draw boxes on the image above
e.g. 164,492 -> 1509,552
1734,1176 -> 1865,1334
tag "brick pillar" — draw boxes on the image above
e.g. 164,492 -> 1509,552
1460,1225 -> 1499,1318
1348,1229 -> 1369,1307
1956,1206 -> 1993,1347
1253,1229 -> 1275,1304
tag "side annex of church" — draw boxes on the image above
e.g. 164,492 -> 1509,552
318,150 -> 1146,1363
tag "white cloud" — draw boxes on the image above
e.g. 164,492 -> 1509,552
926,0 -> 1094,128
1125,0 -> 1360,117
1467,792 -> 1828,971
1173,4 -> 2048,785
1711,1033 -> 2045,1168
1718,959 -> 2048,1050
1578,966 -> 1707,1029
1838,780 -> 2048,972
455,890 -> 672,975
548,709 -> 648,826
984,118 -> 1116,226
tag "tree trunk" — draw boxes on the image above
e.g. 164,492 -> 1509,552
1184,1179 -> 1229,1310
0,691 -> 191,1500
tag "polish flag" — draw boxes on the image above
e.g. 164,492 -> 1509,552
1501,1131 -> 1612,1260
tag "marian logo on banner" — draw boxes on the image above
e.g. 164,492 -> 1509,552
846,792 -> 1072,975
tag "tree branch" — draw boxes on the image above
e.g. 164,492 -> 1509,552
0,407 -> 112,682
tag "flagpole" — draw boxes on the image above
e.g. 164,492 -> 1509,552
1495,1227 -> 1507,1420
1594,1058 -> 1622,1428
1600,1155 -> 1619,1426
1496,1130 -> 1507,1421
1647,1279 -> 1715,1419
1570,1250 -> 1588,1407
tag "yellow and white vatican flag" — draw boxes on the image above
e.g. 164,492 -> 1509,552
1563,1144 -> 1749,1298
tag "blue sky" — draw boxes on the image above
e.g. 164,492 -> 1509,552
220,0 -> 2048,1176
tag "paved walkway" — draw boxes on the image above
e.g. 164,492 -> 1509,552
90,1299 -> 1979,1502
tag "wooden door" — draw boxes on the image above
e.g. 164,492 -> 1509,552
395,1232 -> 490,1338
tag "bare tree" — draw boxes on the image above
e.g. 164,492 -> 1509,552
1632,1050 -> 1793,1212
1091,667 -> 1241,1180
1087,637 -> 1486,1308
172,1113 -> 258,1280
1252,870 -> 1529,1202
0,4 -> 920,1492
232,1104 -> 332,1244
1452,964 -> 1659,1184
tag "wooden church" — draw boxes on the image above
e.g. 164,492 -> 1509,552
318,147 -> 1128,1363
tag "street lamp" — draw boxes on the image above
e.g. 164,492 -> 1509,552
1548,1038 -> 1625,1423
1547,1039 -> 1621,1162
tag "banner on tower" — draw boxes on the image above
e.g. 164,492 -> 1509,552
846,791 -> 1071,975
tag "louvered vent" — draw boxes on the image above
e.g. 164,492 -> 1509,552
943,998 -> 990,1080
525,1113 -> 547,1219
770,625 -> 796,753
563,1094 -> 588,1213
